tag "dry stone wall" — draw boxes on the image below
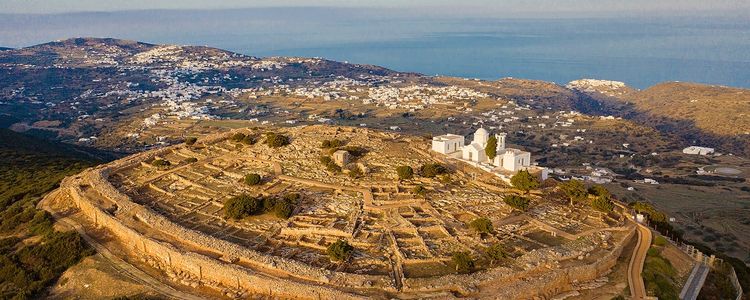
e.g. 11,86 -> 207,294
48,127 -> 636,299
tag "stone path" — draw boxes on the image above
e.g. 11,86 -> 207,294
680,263 -> 709,300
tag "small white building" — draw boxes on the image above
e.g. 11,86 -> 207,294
462,142 -> 486,162
495,148 -> 532,172
431,134 -> 464,154
683,146 -> 715,156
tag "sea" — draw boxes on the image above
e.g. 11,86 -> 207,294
1,7 -> 749,89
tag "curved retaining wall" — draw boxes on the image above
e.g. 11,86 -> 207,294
52,129 -> 637,299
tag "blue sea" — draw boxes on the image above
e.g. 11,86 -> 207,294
1,8 -> 749,89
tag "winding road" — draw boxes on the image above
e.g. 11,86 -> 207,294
627,223 -> 652,299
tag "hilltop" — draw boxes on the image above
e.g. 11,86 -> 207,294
2,38 -> 750,276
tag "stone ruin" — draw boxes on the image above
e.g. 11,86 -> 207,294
44,125 -> 636,299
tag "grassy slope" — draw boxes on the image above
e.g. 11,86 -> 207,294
642,236 -> 680,300
0,129 -> 99,299
630,82 -> 750,136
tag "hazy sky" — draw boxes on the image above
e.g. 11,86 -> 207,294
2,0 -> 749,15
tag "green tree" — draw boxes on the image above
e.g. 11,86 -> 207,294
503,195 -> 530,211
485,243 -> 508,265
412,185 -> 427,197
241,134 -> 256,145
244,173 -> 262,185
591,195 -> 614,213
348,165 -> 363,179
185,137 -> 198,145
224,194 -> 262,219
151,159 -> 171,168
321,139 -> 344,149
588,185 -> 611,198
264,133 -> 290,148
419,163 -> 448,178
452,252 -> 474,273
230,132 -> 246,142
272,199 -> 294,219
396,165 -> 414,180
559,179 -> 588,206
510,170 -> 539,193
327,240 -> 354,261
485,134 -> 498,160
469,217 -> 494,234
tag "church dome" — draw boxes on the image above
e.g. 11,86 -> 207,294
473,128 -> 490,145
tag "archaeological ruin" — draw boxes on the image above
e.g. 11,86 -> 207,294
43,125 -> 636,299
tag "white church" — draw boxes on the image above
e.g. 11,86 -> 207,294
431,128 -> 532,172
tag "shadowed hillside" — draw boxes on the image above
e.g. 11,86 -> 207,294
0,129 -> 100,298
569,81 -> 750,156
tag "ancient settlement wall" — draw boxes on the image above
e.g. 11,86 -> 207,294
47,130 -> 636,299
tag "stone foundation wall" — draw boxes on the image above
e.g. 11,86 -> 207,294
64,177 -> 369,299
402,226 -> 635,299
49,129 -> 636,299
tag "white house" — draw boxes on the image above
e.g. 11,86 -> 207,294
432,134 -> 464,154
462,142 -> 486,162
683,146 -> 714,156
495,148 -> 532,172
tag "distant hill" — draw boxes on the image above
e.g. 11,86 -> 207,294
569,80 -> 750,155
629,82 -> 750,136
0,47 -> 12,51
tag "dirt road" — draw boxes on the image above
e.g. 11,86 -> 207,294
627,223 -> 652,299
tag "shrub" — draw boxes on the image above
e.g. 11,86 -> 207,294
510,170 -> 539,193
653,235 -> 668,247
469,217 -> 494,234
396,166 -> 413,180
503,195 -> 530,211
272,200 -> 294,219
588,185 -> 611,197
283,193 -> 301,202
559,179 -> 587,206
591,195 -> 614,213
183,157 -> 198,164
320,156 -> 341,173
241,134 -> 256,145
485,243 -> 507,264
184,137 -> 198,145
340,146 -> 368,157
264,133 -> 290,148
348,165 -> 363,179
244,173 -> 262,186
151,159 -> 170,168
224,194 -> 262,219
419,163 -> 448,178
412,185 -> 427,197
321,139 -> 345,149
452,252 -> 474,273
230,132 -> 246,142
631,202 -> 667,223
327,240 -> 354,261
